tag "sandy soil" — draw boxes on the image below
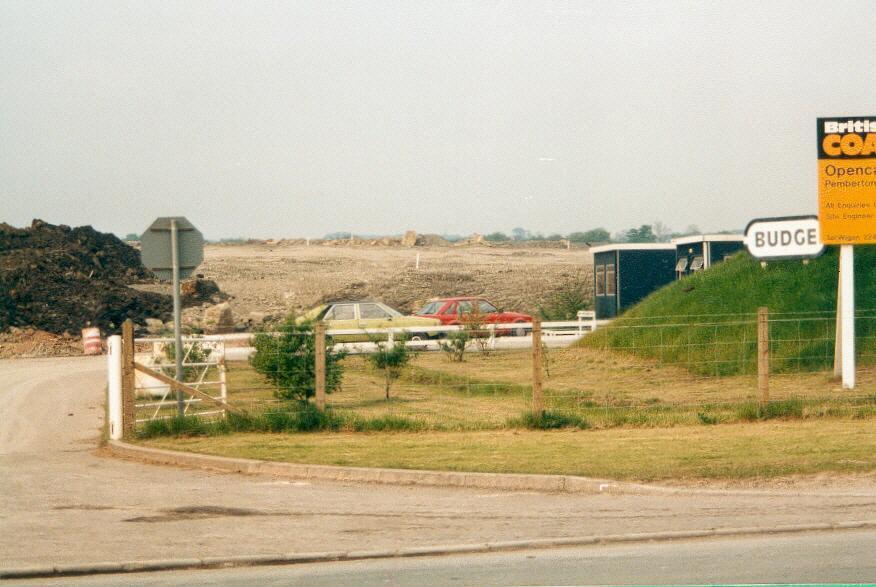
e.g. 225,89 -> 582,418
142,243 -> 593,322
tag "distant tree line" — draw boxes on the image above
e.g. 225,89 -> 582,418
317,223 -> 726,245
484,223 -> 710,244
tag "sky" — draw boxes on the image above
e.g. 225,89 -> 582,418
2,1 -> 876,240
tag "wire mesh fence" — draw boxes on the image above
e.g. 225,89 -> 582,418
131,309 -> 876,434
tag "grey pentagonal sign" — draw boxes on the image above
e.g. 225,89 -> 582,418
140,216 -> 204,281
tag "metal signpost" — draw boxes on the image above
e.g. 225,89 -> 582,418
817,116 -> 876,389
140,217 -> 204,415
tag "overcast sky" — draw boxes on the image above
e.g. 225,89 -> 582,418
2,1 -> 875,240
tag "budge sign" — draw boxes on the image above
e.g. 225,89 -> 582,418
817,116 -> 876,244
744,215 -> 824,260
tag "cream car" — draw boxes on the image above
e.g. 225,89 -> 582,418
298,301 -> 441,341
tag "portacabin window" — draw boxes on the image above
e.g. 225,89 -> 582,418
595,265 -> 605,296
605,263 -> 616,295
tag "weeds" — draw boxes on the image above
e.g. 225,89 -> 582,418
507,411 -> 590,430
737,398 -> 804,421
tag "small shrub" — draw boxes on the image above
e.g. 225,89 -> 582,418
460,306 -> 492,356
538,271 -> 592,321
250,316 -> 346,403
294,403 -> 343,431
440,330 -> 469,362
697,412 -> 718,425
508,411 -> 590,430
368,335 -> 416,400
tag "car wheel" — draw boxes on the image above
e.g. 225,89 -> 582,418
512,321 -> 527,337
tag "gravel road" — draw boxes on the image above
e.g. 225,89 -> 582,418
2,356 -> 875,569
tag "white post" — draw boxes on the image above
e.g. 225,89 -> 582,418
415,252 -> 420,270
107,335 -> 123,440
219,359 -> 228,417
840,245 -> 855,389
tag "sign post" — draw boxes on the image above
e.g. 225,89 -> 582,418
140,217 -> 204,416
817,116 -> 876,389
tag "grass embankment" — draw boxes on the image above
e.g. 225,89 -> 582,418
141,419 -> 876,482
581,247 -> 876,375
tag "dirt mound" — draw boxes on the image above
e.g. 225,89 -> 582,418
0,328 -> 83,359
0,219 -> 172,335
415,234 -> 452,247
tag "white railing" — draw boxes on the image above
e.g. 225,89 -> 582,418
134,316 -> 604,359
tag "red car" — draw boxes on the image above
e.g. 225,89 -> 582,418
414,297 -> 532,336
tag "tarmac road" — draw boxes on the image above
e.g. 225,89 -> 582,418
12,529 -> 876,585
2,356 -> 876,574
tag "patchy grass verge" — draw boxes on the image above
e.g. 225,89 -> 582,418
140,419 -> 876,482
507,410 -> 590,430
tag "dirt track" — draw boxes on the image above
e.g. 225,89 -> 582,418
3,356 -> 876,569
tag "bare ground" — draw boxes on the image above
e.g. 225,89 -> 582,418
140,243 -> 593,321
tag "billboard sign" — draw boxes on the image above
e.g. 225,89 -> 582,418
817,116 -> 876,244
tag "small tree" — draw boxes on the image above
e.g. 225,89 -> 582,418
440,329 -> 469,362
368,336 -> 416,400
485,232 -> 510,242
460,303 -> 492,356
250,317 -> 345,403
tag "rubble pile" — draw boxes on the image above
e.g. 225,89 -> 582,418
0,328 -> 83,359
0,219 -> 172,335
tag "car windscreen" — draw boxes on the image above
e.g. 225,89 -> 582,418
417,301 -> 443,315
325,304 -> 355,320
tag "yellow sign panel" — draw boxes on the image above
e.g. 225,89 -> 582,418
817,117 -> 876,244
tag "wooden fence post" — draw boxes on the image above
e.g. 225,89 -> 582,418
121,319 -> 135,438
531,316 -> 543,415
757,307 -> 769,406
315,322 -> 326,411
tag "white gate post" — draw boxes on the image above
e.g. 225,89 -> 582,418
219,359 -> 228,417
107,335 -> 123,440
